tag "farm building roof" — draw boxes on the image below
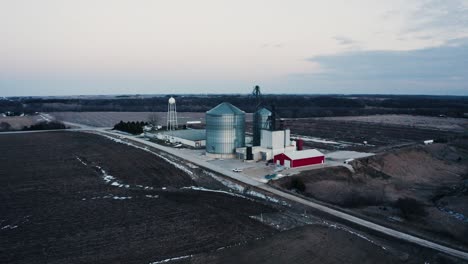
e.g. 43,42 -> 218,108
160,129 -> 206,141
282,149 -> 324,160
206,102 -> 244,116
255,107 -> 272,115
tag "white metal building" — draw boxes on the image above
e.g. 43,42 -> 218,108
260,129 -> 290,149
236,129 -> 296,161
146,129 -> 206,148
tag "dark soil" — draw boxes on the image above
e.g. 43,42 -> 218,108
2,131 -> 467,264
190,225 -> 465,264
270,143 -> 468,250
283,119 -> 460,151
0,131 -> 276,264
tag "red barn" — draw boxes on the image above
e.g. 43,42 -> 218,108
274,149 -> 325,168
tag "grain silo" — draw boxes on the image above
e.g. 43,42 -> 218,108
253,107 -> 272,146
206,102 -> 245,158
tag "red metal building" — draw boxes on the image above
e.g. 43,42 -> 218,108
274,149 -> 325,168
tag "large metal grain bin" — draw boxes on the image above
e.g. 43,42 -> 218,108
206,102 -> 245,158
253,107 -> 272,146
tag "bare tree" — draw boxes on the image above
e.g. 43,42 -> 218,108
147,113 -> 159,127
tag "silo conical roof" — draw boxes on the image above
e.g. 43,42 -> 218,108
206,102 -> 245,115
256,107 -> 271,115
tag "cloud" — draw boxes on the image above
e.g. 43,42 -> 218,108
297,38 -> 468,94
261,43 -> 284,48
404,0 -> 468,40
380,1 -> 468,45
333,36 -> 362,51
334,36 -> 356,45
309,38 -> 468,79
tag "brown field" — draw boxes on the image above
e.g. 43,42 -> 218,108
191,225 -> 462,264
318,115 -> 468,132
282,118 -> 462,152
1,131 -> 465,263
0,115 -> 44,130
0,132 -> 276,264
271,142 -> 468,250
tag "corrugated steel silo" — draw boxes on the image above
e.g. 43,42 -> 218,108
206,102 -> 245,158
253,107 -> 271,146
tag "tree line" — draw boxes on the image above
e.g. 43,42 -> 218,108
113,121 -> 148,134
3,94 -> 468,118
22,121 -> 67,131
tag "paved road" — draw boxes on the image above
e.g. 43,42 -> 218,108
3,124 -> 468,260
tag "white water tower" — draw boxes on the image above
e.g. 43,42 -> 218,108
167,97 -> 178,130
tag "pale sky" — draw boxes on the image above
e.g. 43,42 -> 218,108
1,0 -> 468,96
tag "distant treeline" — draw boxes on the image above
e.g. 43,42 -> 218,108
2,95 -> 468,118
22,121 -> 67,131
0,120 -> 68,132
113,121 -> 148,135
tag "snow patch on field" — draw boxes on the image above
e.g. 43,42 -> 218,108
181,186 -> 249,199
1,224 -> 18,230
202,170 -> 245,193
101,134 -> 196,179
249,215 -> 284,230
113,196 -> 132,200
95,165 -> 125,188
137,185 -> 155,190
246,190 -> 279,203
202,169 -> 290,206
83,195 -> 132,200
215,241 -> 245,251
186,162 -> 199,169
99,133 -> 291,206
216,236 -> 265,252
77,156 -> 155,190
323,221 -> 387,251
145,195 -> 159,199
76,157 -> 88,166
249,190 -> 290,206
0,216 -> 31,231
295,135 -> 340,145
181,185 -> 288,206
195,170 -> 291,206
77,156 -> 121,186
438,207 -> 468,223
149,255 -> 192,264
